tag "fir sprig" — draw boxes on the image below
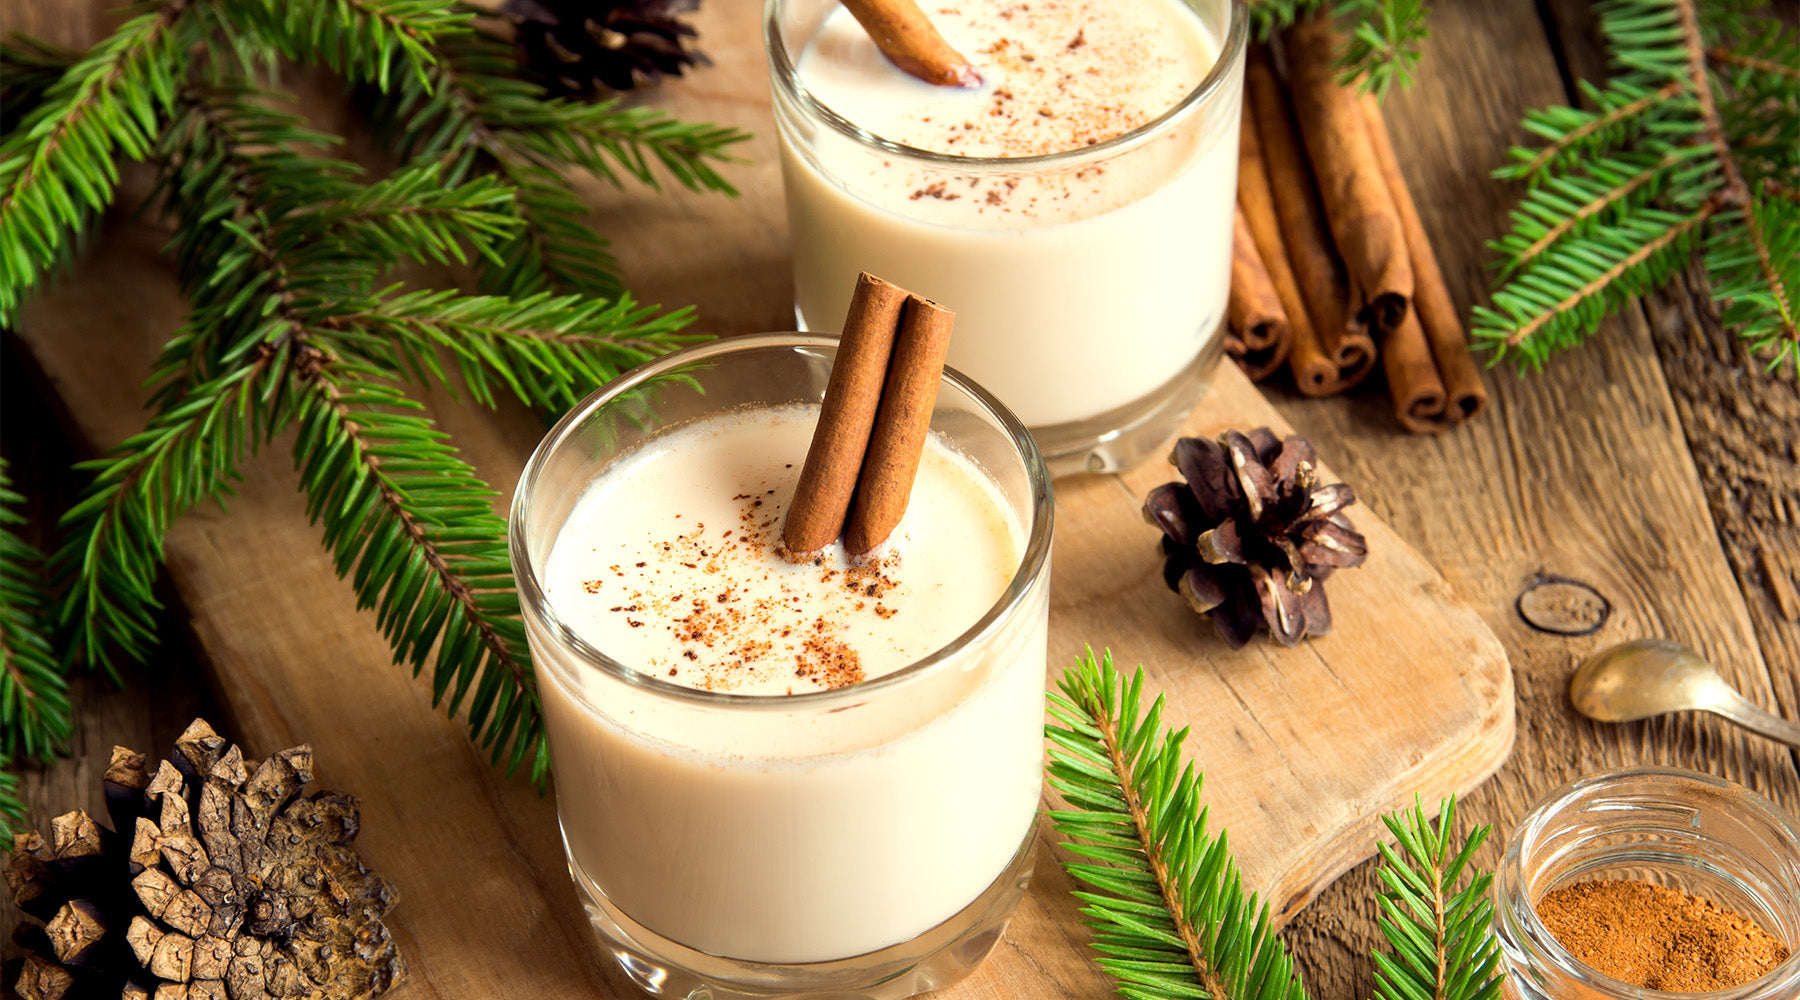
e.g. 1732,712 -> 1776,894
1047,650 -> 1310,1000
1246,0 -> 1433,96
1477,0 -> 1800,372
0,2 -> 201,322
1371,799 -> 1504,1000
0,460 -> 73,766
292,356 -> 546,778
3,0 -> 737,781
0,459 -> 74,839
1047,650 -> 1504,1000
367,23 -> 747,300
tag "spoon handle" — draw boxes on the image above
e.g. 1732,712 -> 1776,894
1709,691 -> 1800,751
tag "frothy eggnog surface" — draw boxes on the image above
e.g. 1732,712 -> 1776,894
541,405 -> 1020,695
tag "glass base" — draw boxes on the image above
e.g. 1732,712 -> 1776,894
566,827 -> 1037,1000
1029,329 -> 1224,478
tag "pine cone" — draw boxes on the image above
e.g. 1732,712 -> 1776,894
501,0 -> 707,96
4,720 -> 404,1000
1143,428 -> 1368,648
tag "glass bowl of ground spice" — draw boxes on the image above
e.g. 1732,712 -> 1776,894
1493,766 -> 1800,999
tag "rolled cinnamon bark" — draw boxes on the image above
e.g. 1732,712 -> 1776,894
845,294 -> 956,555
1236,99 -> 1319,389
1283,14 -> 1413,332
1245,48 -> 1375,396
1358,93 -> 1488,424
1381,312 -> 1449,433
783,273 -> 907,557
1228,206 -> 1291,381
841,0 -> 982,88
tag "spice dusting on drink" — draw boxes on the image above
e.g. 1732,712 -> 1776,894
578,466 -> 917,692
1535,879 -> 1792,991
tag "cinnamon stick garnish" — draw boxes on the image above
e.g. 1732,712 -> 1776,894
1236,98 -> 1319,390
841,0 -> 982,88
783,273 -> 908,556
1245,48 -> 1375,395
1227,206 -> 1291,381
1283,15 -> 1413,332
845,294 -> 955,555
1359,94 -> 1489,425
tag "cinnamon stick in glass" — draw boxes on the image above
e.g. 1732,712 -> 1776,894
1359,93 -> 1489,425
845,294 -> 956,555
783,273 -> 907,557
1283,14 -> 1412,332
1228,206 -> 1291,381
1245,48 -> 1375,396
841,0 -> 981,88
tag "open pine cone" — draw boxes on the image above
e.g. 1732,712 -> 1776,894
501,0 -> 707,95
4,720 -> 403,1000
1143,428 -> 1368,648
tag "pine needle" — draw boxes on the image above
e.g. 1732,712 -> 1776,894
1047,649 -> 1309,1000
1485,0 -> 1800,370
1244,0 -> 1433,97
0,459 -> 73,764
1,0 -> 740,784
0,758 -> 25,839
1371,799 -> 1504,1000
1047,650 -> 1506,1000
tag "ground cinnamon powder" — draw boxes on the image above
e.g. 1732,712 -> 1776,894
1536,880 -> 1791,991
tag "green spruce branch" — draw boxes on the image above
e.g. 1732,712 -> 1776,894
1476,0 -> 1800,372
1246,0 -> 1433,96
1,0 -> 740,783
0,2 -> 200,322
0,460 -> 75,838
1047,650 -> 1503,1000
366,19 -> 746,301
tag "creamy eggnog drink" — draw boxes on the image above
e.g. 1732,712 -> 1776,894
768,0 -> 1246,473
511,336 -> 1052,998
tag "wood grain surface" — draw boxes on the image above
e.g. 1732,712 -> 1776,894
2,173 -> 1515,998
4,2 -> 1797,999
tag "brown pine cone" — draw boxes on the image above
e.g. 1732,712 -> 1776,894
1143,428 -> 1368,648
501,0 -> 708,95
3,720 -> 404,1000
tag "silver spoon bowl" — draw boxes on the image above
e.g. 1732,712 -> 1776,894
1570,638 -> 1800,749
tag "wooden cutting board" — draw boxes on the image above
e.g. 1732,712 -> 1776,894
10,3 -> 1513,995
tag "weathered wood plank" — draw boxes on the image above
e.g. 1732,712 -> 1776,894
1274,2 -> 1800,996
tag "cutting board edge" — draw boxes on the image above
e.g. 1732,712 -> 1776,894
1267,642 -> 1516,923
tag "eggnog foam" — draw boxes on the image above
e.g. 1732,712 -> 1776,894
541,405 -> 1019,696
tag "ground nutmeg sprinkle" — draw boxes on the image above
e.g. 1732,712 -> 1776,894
1535,879 -> 1792,991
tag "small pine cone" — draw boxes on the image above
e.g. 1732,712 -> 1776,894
502,0 -> 708,96
3,720 -> 404,1000
1143,428 -> 1369,648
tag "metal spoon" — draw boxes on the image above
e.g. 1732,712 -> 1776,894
1570,638 -> 1800,750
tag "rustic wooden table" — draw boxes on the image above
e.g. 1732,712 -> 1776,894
3,2 -> 1797,998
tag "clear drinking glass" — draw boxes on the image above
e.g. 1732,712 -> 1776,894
765,0 -> 1248,476
1492,767 -> 1800,1000
509,334 -> 1055,999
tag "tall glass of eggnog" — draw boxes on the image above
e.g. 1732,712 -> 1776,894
510,334 -> 1053,999
767,0 -> 1247,476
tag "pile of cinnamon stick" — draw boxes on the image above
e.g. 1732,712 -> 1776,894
1228,15 -> 1487,433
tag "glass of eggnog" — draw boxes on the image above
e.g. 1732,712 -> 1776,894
509,333 -> 1053,999
766,0 -> 1247,476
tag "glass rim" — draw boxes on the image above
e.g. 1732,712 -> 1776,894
763,0 -> 1249,171
508,332 -> 1055,712
1497,765 -> 1800,997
